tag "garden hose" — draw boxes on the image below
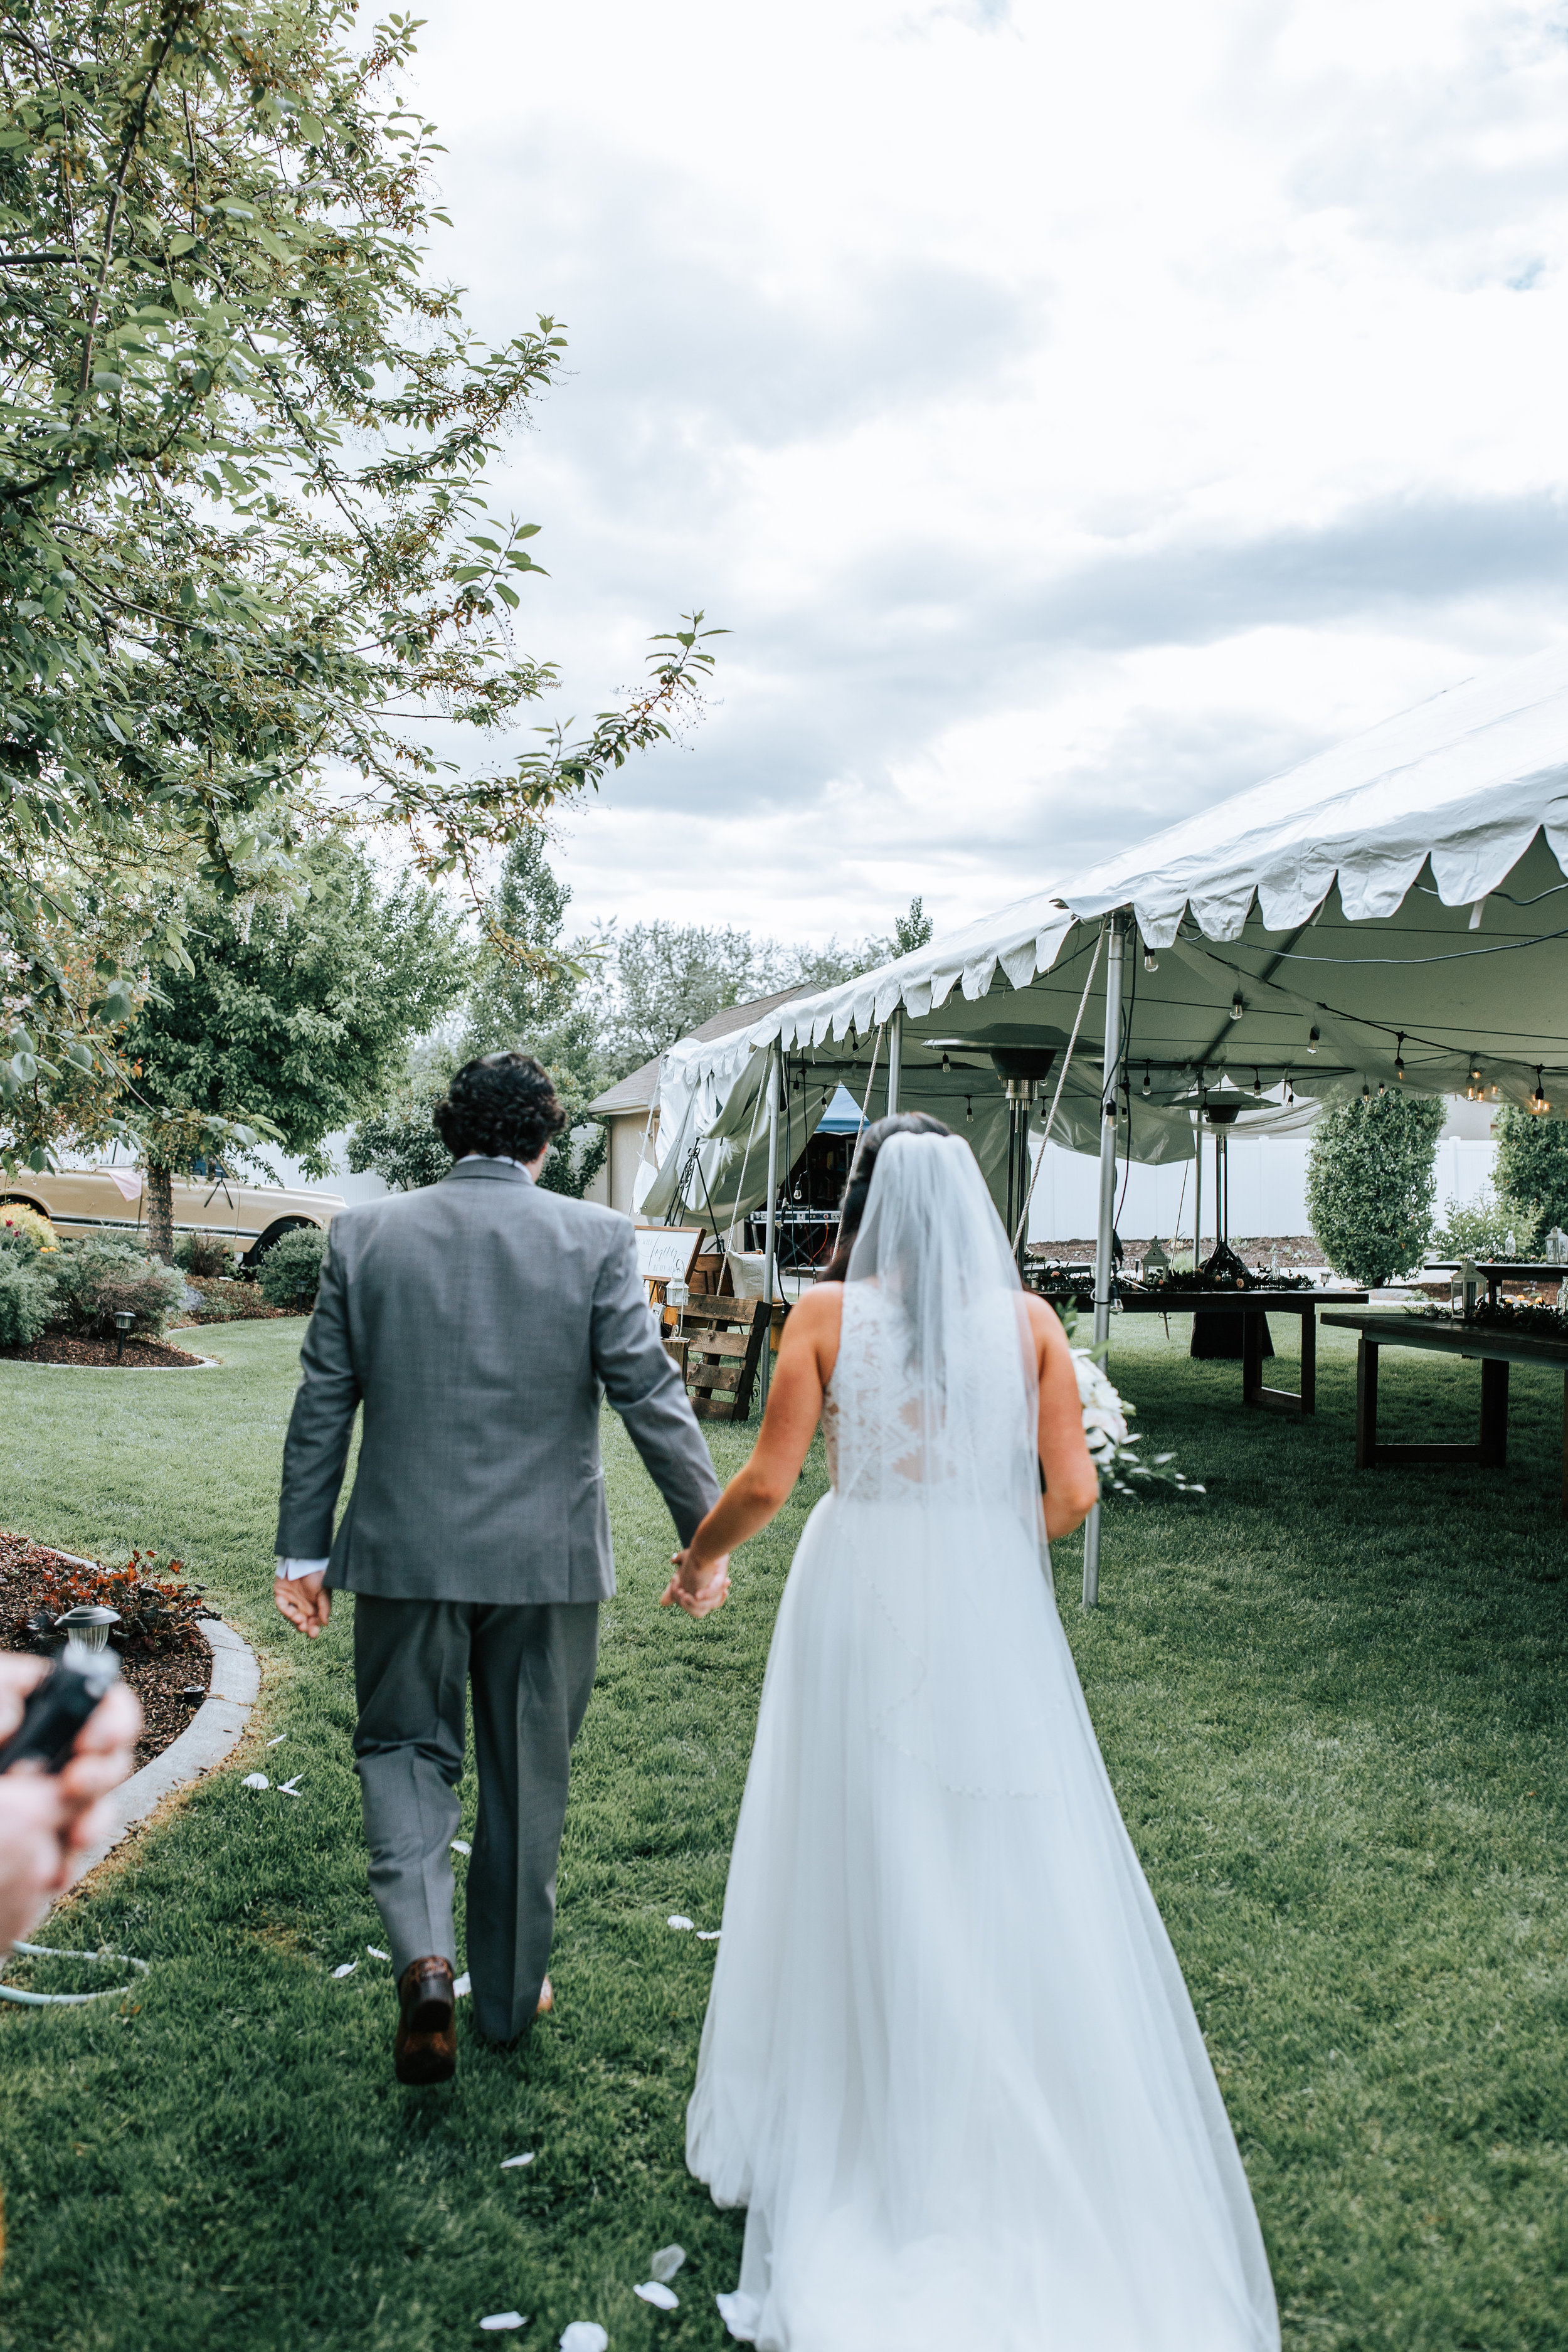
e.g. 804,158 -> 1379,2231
0,1940 -> 149,2008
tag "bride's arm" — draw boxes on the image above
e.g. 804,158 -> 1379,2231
661,1285 -> 841,1615
1027,1296 -> 1102,1539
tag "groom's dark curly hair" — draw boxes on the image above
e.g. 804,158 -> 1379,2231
821,1111 -> 951,1281
434,1052 -> 568,1165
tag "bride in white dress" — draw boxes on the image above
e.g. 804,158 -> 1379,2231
664,1117 -> 1280,2352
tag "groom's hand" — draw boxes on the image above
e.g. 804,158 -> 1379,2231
273,1571 -> 331,1640
661,1549 -> 730,1619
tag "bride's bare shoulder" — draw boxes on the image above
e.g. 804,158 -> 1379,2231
786,1281 -> 844,1339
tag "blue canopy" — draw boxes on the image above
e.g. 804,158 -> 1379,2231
813,1084 -> 867,1135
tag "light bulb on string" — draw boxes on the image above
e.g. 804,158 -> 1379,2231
941,1051 -> 950,1074
1230,993 -> 1244,1022
1285,1076 -> 1296,1106
965,1096 -> 973,1123
1141,1063 -> 1152,1098
1143,943 -> 1158,973
1378,1080 -> 1386,1096
1362,1079 -> 1370,1101
1253,1070 -> 1262,1097
1394,1034 -> 1405,1083
1534,1067 -> 1548,1113
1308,1026 -> 1320,1054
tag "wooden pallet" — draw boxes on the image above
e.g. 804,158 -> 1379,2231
667,1297 -> 771,1422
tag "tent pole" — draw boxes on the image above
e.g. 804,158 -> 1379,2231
886,1006 -> 902,1115
1194,1088 -> 1205,1266
760,1042 -> 781,1411
1083,913 -> 1125,1611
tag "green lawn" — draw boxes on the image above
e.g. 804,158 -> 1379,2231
0,1313 -> 1563,2351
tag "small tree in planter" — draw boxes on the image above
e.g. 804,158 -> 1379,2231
1307,1093 -> 1446,1284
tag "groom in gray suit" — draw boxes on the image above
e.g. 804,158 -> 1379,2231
273,1052 -> 722,2083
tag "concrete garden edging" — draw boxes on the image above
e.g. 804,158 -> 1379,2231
81,1615 -> 260,1870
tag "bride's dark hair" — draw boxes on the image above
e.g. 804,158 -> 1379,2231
820,1111 -> 953,1282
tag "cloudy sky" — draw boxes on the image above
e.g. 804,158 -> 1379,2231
406,0 -> 1568,951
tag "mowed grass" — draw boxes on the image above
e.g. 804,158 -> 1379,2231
0,1311 -> 1561,2349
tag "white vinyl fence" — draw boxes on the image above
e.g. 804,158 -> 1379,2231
1028,1132 -> 1498,1246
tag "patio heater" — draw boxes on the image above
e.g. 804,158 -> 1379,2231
988,1049 -> 1057,1278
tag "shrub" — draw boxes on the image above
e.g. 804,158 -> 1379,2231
46,1236 -> 185,1339
1306,1093 -> 1447,1285
537,1118 -> 609,1201
1432,1188 -> 1538,1261
174,1231 -> 238,1278
0,1202 -> 56,1254
1492,1104 -> 1568,1240
257,1225 -> 327,1310
0,1251 -> 55,1347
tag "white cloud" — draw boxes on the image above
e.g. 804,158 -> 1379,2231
406,0 -> 1568,947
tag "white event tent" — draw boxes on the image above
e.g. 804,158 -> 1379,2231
642,642 -> 1568,1601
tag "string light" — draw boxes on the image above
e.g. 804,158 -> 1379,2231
1143,943 -> 1159,973
1252,1070 -> 1262,1097
941,1051 -> 950,1074
1285,1077 -> 1296,1105
1230,993 -> 1244,1022
1308,1026 -> 1320,1054
1362,1079 -> 1370,1101
1142,1063 -> 1152,1098
1394,1034 -> 1405,1083
1533,1067 -> 1550,1114
965,1096 -> 973,1123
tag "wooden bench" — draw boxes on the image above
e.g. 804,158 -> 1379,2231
664,1296 -> 771,1422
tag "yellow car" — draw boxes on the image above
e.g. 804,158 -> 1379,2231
0,1164 -> 344,1268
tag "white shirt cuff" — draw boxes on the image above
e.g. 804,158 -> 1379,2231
276,1557 -> 329,1580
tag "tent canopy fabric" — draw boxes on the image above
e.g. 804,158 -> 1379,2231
644,644 -> 1568,1227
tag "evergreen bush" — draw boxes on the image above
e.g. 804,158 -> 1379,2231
0,1251 -> 55,1347
257,1227 -> 328,1311
46,1238 -> 184,1340
1306,1093 -> 1446,1284
1491,1105 -> 1568,1240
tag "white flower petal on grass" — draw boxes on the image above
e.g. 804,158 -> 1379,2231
265,1734 -> 288,1747
500,2153 -> 534,2169
367,1946 -> 390,1961
480,2315 -> 528,2333
648,2246 -> 686,2283
696,1931 -> 721,1942
452,1839 -> 472,1855
278,1775 -> 304,1796
241,1773 -> 270,1791
634,2282 -> 679,2310
452,1971 -> 471,1999
667,1915 -> 693,1931
559,2327 -> 607,2352
331,1961 -> 357,1979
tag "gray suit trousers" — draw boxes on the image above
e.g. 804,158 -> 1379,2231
352,1595 -> 599,2044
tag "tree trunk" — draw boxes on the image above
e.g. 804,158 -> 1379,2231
146,1163 -> 174,1261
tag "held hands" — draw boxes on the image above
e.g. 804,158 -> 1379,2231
660,1547 -> 731,1619
273,1570 -> 332,1640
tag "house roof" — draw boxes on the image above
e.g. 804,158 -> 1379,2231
586,982 -> 818,1117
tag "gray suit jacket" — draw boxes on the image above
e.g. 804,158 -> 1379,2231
274,1158 -> 722,1604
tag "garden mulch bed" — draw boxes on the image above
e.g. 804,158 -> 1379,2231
0,1335 -> 206,1369
169,1276 -> 301,1328
0,1534 -> 213,1771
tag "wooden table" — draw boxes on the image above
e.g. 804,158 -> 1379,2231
1118,1288 -> 1369,1414
1322,1310 -> 1568,1513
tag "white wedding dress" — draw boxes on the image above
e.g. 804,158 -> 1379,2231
686,1133 -> 1280,2352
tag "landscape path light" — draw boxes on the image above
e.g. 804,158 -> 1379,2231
56,1606 -> 119,1653
112,1309 -> 134,1359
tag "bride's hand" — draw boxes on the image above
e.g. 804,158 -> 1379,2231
661,1547 -> 731,1619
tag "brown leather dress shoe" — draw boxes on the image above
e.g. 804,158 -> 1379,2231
395,1956 -> 456,2085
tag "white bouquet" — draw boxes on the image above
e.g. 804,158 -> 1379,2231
1070,1345 -> 1204,1501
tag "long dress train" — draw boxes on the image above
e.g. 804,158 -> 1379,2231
686,1133 -> 1279,2352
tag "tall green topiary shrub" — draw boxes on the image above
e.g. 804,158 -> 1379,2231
0,1249 -> 55,1347
1491,1104 -> 1568,1242
1306,1093 -> 1446,1284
